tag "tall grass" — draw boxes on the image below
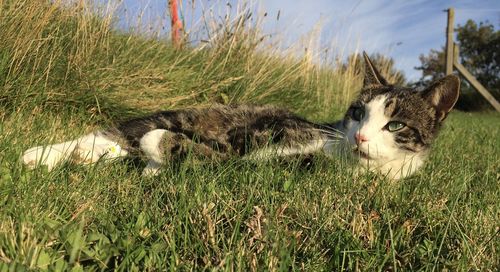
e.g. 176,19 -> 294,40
0,0 -> 403,120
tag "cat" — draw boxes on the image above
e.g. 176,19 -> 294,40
22,53 -> 460,179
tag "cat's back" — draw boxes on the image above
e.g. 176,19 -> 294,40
170,104 -> 310,134
191,104 -> 296,127
116,104 -> 316,146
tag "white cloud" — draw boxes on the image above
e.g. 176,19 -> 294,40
255,0 -> 500,81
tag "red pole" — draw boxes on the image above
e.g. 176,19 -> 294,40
168,0 -> 183,48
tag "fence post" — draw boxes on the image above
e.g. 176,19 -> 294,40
444,8 -> 499,111
168,0 -> 183,48
445,8 -> 454,75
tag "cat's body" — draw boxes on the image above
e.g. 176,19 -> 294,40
22,53 -> 460,179
23,104 -> 340,176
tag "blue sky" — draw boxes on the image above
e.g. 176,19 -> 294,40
109,0 -> 499,81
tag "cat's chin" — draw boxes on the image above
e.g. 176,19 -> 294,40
353,151 -> 427,180
355,155 -> 378,169
352,148 -> 374,161
351,149 -> 389,171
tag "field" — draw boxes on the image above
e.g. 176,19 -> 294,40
0,1 -> 499,271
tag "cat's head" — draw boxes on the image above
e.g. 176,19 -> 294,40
342,52 -> 460,179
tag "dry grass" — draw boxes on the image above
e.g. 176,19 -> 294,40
0,0 -> 403,120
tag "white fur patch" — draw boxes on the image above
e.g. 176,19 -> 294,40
139,129 -> 168,176
245,139 -> 327,161
346,96 -> 392,158
142,161 -> 163,177
140,129 -> 168,164
23,141 -> 79,170
22,132 -> 127,170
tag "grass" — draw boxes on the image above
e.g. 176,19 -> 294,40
0,1 -> 499,271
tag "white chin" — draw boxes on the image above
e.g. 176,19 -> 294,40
357,155 -> 380,168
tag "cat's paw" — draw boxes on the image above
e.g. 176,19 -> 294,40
142,161 -> 163,177
22,146 -> 62,170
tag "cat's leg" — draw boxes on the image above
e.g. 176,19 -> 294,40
22,131 -> 128,170
245,139 -> 327,161
72,131 -> 129,164
140,129 -> 169,177
23,139 -> 80,170
140,129 -> 227,177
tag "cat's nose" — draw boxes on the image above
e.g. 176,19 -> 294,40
355,133 -> 368,144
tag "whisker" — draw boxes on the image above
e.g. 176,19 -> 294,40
314,128 -> 340,134
324,139 -> 342,143
318,123 -> 343,131
315,124 -> 345,135
313,128 -> 344,138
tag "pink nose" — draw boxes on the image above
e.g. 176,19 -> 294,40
355,133 -> 368,144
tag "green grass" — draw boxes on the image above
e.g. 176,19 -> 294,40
1,109 -> 499,271
0,1 -> 499,271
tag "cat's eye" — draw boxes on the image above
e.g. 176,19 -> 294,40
352,107 -> 365,121
386,121 -> 406,132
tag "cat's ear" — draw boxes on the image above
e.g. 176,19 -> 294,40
363,51 -> 388,88
421,75 -> 460,121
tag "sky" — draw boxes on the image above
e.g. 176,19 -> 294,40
103,0 -> 500,82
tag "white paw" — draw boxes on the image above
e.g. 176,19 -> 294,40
142,161 -> 163,177
22,146 -> 62,170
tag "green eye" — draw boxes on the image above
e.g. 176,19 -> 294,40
386,121 -> 406,132
352,107 -> 365,121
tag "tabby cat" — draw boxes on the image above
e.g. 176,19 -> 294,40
22,53 -> 460,179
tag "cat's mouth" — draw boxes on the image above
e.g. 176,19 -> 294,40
352,148 -> 373,160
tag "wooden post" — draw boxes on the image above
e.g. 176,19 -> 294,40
168,0 -> 183,48
445,8 -> 454,75
453,44 -> 500,111
443,8 -> 499,111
